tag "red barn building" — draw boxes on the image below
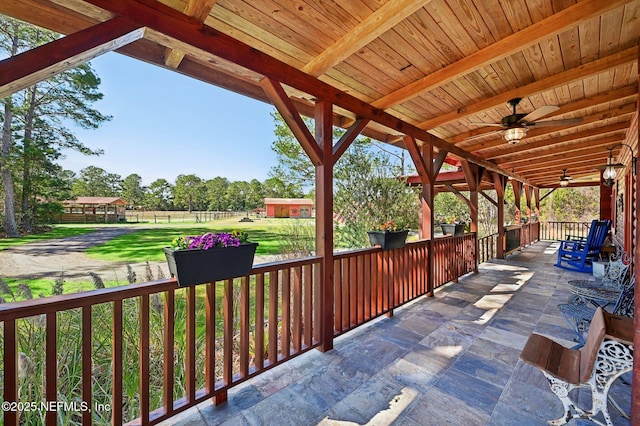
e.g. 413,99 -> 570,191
264,198 -> 314,218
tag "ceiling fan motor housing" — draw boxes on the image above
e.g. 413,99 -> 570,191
502,113 -> 527,127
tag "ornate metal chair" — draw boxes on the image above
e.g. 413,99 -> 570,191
520,308 -> 634,425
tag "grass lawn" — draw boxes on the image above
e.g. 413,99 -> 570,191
85,217 -> 306,262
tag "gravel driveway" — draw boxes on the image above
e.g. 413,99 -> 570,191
0,227 -> 169,283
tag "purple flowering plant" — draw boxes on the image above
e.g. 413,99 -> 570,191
171,230 -> 249,251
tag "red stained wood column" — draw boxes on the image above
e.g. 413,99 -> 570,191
512,181 -> 522,225
315,100 -> 334,352
494,174 -> 506,259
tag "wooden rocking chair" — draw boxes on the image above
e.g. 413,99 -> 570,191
555,220 -> 611,273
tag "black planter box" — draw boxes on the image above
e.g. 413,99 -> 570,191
441,223 -> 465,236
163,242 -> 258,287
367,230 -> 409,250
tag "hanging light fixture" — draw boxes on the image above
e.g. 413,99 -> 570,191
502,125 -> 528,144
599,145 -> 636,187
559,169 -> 570,187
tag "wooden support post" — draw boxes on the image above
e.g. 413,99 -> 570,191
524,185 -> 532,223
494,173 -> 506,259
315,100 -> 334,352
512,181 -> 522,225
403,135 -> 440,296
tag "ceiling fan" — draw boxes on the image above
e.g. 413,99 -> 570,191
470,98 -> 583,144
559,169 -> 572,187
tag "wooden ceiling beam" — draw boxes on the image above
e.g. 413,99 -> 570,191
76,0 -> 532,185
371,0 -> 633,109
0,16 -> 144,98
512,151 -> 616,173
526,161 -> 608,179
302,0 -> 433,77
418,46 -> 638,130
164,0 -> 217,68
502,146 -> 621,168
495,133 -> 626,164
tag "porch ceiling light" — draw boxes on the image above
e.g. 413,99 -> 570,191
599,145 -> 636,187
559,169 -> 570,187
503,126 -> 527,144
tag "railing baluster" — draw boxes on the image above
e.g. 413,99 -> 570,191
223,279 -> 233,384
281,268 -> 291,358
240,276 -> 250,377
46,313 -> 57,426
342,258 -> 350,329
313,263 -> 322,343
140,294 -> 150,424
112,300 -> 123,424
255,274 -> 265,370
303,265 -> 313,347
165,289 -> 175,412
186,287 -> 196,402
268,271 -> 278,365
363,254 -> 371,321
353,256 -> 365,324
349,256 -> 356,326
82,306 -> 92,424
333,259 -> 342,333
3,319 -> 18,426
292,266 -> 302,352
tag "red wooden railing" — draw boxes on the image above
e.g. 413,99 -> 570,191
477,233 -> 498,264
0,234 -> 476,425
539,221 -> 591,241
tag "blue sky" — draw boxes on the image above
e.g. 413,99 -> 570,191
62,52 -> 278,186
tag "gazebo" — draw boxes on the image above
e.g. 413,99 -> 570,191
60,196 -> 126,223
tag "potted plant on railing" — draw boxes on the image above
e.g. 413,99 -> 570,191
163,230 -> 258,287
367,220 -> 409,250
440,217 -> 466,236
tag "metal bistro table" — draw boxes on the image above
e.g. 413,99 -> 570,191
568,279 -> 621,309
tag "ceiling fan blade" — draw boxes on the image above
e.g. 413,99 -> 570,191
519,105 -> 559,123
468,122 -> 504,127
529,117 -> 583,127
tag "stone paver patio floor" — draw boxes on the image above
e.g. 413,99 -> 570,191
160,241 -> 632,426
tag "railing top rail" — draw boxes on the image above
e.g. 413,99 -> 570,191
0,256 -> 323,321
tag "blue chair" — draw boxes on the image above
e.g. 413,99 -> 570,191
555,219 -> 611,273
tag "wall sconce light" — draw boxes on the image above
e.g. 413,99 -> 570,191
503,126 -> 528,144
599,144 -> 636,187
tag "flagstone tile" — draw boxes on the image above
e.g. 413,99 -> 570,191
158,241 -> 627,426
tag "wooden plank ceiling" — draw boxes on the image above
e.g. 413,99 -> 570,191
0,0 -> 638,189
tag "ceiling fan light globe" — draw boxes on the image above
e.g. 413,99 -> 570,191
503,127 -> 527,144
559,179 -> 569,187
